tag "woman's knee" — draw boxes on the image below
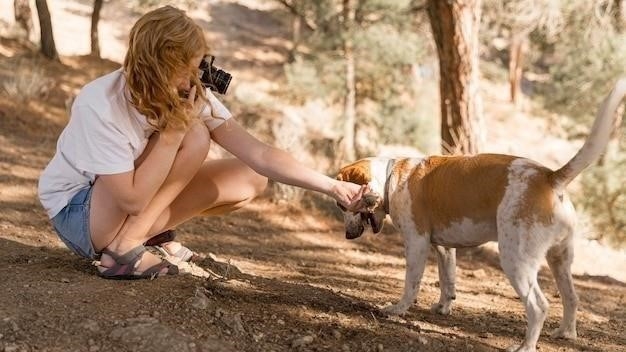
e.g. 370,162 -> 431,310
180,122 -> 211,158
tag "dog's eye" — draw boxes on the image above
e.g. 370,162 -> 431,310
336,202 -> 347,211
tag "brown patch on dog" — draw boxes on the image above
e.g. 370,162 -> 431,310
336,159 -> 373,185
408,154 -> 518,233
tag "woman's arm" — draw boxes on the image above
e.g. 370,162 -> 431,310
211,119 -> 363,206
96,127 -> 187,215
97,87 -> 203,215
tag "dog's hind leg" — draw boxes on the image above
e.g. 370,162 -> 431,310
499,232 -> 549,352
431,245 -> 456,315
381,233 -> 430,316
546,238 -> 578,340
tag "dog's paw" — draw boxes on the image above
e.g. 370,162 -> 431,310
380,303 -> 409,316
505,344 -> 536,352
550,326 -> 577,340
430,302 -> 451,315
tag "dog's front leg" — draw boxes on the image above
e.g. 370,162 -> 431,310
381,233 -> 430,316
431,245 -> 456,315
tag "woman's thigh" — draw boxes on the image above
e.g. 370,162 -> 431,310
150,158 -> 268,232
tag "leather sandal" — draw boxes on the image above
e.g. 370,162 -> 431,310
145,230 -> 177,246
98,245 -> 179,280
145,230 -> 198,263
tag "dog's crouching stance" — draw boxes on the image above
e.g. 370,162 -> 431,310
336,79 -> 626,352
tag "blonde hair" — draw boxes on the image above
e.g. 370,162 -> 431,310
123,6 -> 208,130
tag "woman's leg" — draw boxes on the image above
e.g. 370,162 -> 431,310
146,158 -> 268,233
90,122 -> 210,272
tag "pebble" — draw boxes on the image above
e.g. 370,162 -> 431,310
332,329 -> 342,339
4,343 -> 19,352
291,335 -> 314,348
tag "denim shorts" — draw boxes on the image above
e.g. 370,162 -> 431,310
51,186 -> 97,259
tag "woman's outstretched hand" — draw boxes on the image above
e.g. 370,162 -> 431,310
333,181 -> 368,212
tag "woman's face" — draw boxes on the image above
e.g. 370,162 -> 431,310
172,53 -> 204,95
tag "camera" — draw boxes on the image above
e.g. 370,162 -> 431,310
198,55 -> 232,95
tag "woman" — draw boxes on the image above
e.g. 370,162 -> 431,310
38,6 -> 363,280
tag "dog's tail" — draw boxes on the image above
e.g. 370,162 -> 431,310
550,78 -> 626,189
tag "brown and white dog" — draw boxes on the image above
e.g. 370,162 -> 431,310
336,79 -> 626,352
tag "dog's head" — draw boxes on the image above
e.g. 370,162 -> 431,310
336,158 -> 390,240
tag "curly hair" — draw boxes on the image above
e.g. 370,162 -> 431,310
123,6 -> 208,130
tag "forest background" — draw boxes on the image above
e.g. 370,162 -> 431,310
0,1 -> 625,352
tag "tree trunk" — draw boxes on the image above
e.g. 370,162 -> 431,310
614,0 -> 625,32
427,0 -> 483,155
90,0 -> 103,57
14,0 -> 33,39
341,0 -> 357,163
508,34 -> 527,105
35,0 -> 59,61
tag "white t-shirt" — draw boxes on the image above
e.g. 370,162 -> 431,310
38,68 -> 231,218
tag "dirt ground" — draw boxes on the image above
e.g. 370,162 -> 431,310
1,2 -> 625,352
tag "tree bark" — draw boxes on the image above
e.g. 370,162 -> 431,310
341,0 -> 357,163
35,0 -> 59,61
288,15 -> 301,62
90,0 -> 103,57
614,0 -> 625,32
14,0 -> 33,39
508,34 -> 527,105
427,0 -> 483,155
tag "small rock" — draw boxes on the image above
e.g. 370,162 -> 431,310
332,330 -> 342,339
4,343 -> 19,352
417,336 -> 428,345
468,269 -> 487,278
190,290 -> 211,310
81,319 -> 100,332
291,335 -> 314,348
377,343 -> 384,351
61,278 -> 70,283
479,332 -> 494,338
215,308 -> 226,318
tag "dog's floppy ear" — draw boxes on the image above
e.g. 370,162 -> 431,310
336,160 -> 372,185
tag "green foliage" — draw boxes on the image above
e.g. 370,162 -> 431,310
543,31 -> 626,126
281,0 -> 433,153
576,153 -> 626,248
517,0 -> 626,125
